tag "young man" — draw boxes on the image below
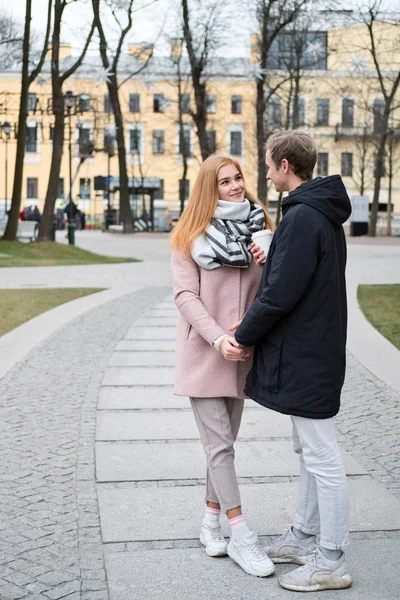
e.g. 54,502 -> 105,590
233,130 -> 353,592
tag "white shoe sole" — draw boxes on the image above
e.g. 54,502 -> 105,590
269,554 -> 311,565
279,574 -> 353,592
200,533 -> 228,557
227,543 -> 275,577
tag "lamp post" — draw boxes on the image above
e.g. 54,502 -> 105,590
64,90 -> 76,245
2,121 -> 11,216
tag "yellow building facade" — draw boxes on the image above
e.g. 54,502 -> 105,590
0,21 -> 398,231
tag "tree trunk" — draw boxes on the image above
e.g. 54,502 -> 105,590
387,136 -> 393,237
38,109 -> 65,240
256,80 -> 267,203
369,129 -> 387,237
108,79 -> 133,232
2,0 -> 32,240
192,82 -> 209,160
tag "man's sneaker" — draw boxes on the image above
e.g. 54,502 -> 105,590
264,528 -> 316,565
278,547 -> 352,592
227,532 -> 275,577
200,522 -> 228,557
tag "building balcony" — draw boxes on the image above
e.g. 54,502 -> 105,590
335,123 -> 400,142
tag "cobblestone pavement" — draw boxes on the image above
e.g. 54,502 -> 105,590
337,352 -> 400,501
0,287 -> 170,600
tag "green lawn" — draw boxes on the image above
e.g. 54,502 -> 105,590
358,284 -> 400,351
0,288 -> 104,337
0,241 -> 139,267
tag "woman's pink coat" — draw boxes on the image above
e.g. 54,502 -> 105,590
171,250 -> 262,398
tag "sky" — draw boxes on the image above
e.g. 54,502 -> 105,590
1,0 -> 399,59
0,0 -> 250,58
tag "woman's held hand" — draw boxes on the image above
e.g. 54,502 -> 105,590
220,336 -> 250,362
250,241 -> 266,266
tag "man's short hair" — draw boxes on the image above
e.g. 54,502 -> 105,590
266,130 -> 317,181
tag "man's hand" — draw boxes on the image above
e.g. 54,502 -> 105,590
250,241 -> 266,266
220,336 -> 250,361
228,320 -> 242,333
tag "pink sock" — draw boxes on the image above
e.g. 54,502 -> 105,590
229,515 -> 250,541
204,506 -> 221,527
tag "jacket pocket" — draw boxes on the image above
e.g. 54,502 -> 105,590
256,336 -> 283,393
185,323 -> 192,340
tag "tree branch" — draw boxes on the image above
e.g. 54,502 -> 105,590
29,0 -> 52,84
60,18 -> 95,82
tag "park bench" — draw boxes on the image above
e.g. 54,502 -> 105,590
0,220 -> 38,242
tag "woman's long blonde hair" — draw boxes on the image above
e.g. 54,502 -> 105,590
171,155 -> 274,254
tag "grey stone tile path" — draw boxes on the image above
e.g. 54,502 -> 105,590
1,232 -> 399,599
96,292 -> 400,599
0,287 -> 169,600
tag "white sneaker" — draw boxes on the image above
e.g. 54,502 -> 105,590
200,522 -> 228,557
264,528 -> 316,565
278,547 -> 352,592
227,532 -> 275,577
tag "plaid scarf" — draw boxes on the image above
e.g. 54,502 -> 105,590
191,199 -> 265,270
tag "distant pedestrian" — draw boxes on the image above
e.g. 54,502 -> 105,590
171,155 -> 275,577
232,130 -> 353,592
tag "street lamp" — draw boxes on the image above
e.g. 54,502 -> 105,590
64,90 -> 76,245
2,121 -> 11,216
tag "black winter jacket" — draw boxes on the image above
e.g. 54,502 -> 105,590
235,175 -> 352,419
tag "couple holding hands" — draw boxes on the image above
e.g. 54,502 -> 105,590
170,130 -> 352,592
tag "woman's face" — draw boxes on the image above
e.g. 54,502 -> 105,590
217,164 -> 246,202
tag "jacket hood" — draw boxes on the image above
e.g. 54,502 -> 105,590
282,175 -> 352,225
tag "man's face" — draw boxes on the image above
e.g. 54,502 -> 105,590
266,149 -> 290,193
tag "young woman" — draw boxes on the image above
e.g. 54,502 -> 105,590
170,155 -> 275,577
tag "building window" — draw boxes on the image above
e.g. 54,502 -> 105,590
129,128 -> 142,154
79,178 -> 91,199
341,153 -> 353,177
179,127 -> 191,156
79,94 -> 91,112
317,152 -> 328,176
342,98 -> 354,127
206,130 -> 216,154
129,93 -> 140,113
373,99 -> 385,134
57,178 -> 64,199
152,130 -> 164,154
268,97 -> 281,125
26,124 -> 38,152
78,127 -> 91,155
230,131 -> 242,156
180,93 -> 190,114
153,93 -> 165,113
27,92 -> 37,112
231,95 -> 242,114
316,99 -> 329,125
293,97 -> 305,126
49,125 -> 54,141
27,177 -> 38,198
179,179 -> 190,200
154,179 -> 164,200
206,94 -> 216,113
104,94 -> 111,113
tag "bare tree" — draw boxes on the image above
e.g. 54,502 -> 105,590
250,0 -> 308,203
38,0 -> 95,241
386,130 -> 400,236
92,0 -> 153,233
181,0 -> 224,161
361,2 -> 400,236
2,0 -> 52,241
0,11 -> 23,69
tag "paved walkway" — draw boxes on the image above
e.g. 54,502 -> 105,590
0,231 -> 399,599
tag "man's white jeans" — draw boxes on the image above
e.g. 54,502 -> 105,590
291,416 -> 350,551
